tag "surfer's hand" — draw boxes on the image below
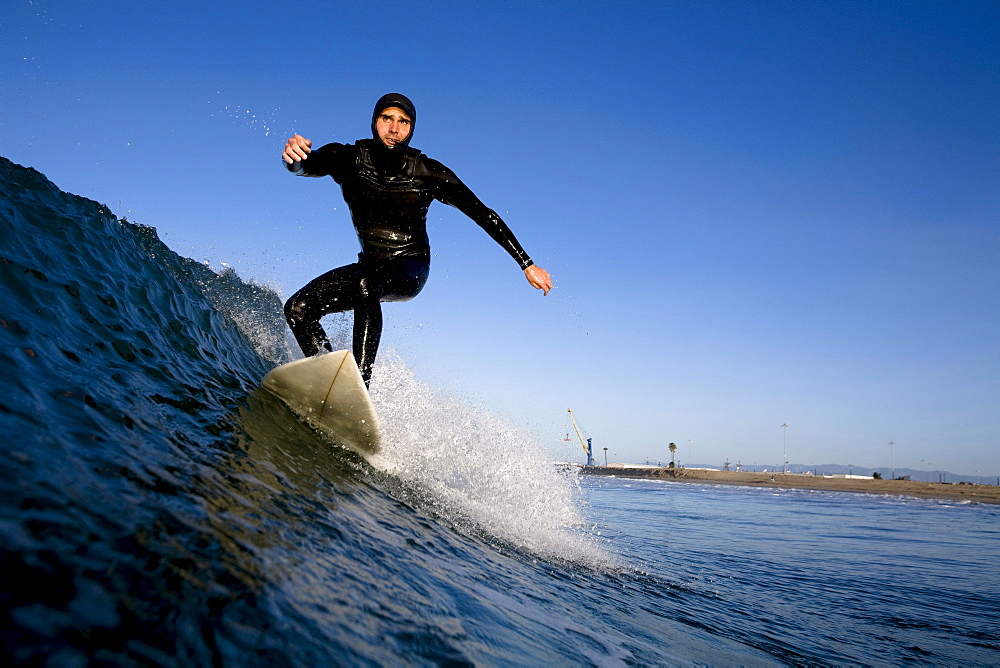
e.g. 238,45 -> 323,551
524,265 -> 552,296
283,134 -> 312,164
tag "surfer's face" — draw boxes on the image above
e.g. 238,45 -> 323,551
375,107 -> 412,148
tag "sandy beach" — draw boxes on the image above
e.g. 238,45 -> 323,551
580,466 -> 1000,504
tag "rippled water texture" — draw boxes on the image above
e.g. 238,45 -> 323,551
586,477 -> 1000,665
2,156 -> 998,665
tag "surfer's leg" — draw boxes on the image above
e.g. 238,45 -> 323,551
284,264 -> 362,357
353,290 -> 382,388
352,257 -> 429,387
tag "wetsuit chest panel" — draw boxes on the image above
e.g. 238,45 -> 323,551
340,156 -> 435,260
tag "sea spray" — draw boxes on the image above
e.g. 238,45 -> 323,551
369,352 -> 614,569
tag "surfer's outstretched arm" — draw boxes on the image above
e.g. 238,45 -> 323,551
281,136 -> 352,178
422,158 -> 554,295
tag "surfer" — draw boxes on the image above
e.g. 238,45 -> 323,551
281,93 -> 552,388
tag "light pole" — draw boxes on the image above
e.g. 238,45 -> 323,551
603,447 -> 608,467
889,441 -> 895,480
781,424 -> 789,474
688,439 -> 693,468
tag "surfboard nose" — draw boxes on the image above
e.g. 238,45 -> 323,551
261,350 -> 382,453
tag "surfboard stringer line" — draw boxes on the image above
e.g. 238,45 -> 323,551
319,351 -> 350,420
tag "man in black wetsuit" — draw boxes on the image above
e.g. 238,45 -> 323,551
281,93 -> 552,388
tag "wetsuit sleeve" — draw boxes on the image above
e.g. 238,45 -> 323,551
423,158 -> 534,270
285,142 -> 353,180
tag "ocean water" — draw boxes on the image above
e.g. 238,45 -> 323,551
2,155 -> 998,666
585,478 -> 1000,665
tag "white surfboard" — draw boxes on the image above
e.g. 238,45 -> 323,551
261,350 -> 381,454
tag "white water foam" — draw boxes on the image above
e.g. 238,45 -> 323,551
369,352 -> 615,569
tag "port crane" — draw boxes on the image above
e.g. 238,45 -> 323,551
567,409 -> 594,466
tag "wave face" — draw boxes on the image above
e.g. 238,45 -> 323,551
5,156 -> 742,665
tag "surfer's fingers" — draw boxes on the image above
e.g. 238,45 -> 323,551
283,137 -> 311,162
525,265 -> 553,295
296,137 -> 312,160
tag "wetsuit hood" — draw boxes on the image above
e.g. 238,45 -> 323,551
371,92 -> 416,153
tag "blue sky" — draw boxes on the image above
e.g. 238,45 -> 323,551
2,0 -> 997,475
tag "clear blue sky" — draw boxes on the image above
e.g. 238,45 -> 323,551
2,0 -> 997,475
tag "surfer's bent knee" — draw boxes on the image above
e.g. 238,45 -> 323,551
283,297 -> 310,326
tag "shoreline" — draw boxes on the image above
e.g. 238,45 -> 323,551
579,466 -> 1000,505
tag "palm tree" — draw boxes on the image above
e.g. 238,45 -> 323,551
668,442 -> 677,468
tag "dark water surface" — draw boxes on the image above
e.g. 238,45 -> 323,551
2,156 -> 998,665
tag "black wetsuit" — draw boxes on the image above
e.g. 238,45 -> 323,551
283,94 -> 533,386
